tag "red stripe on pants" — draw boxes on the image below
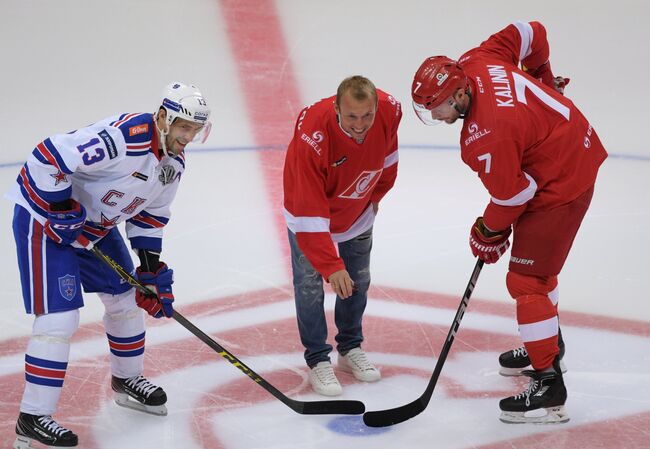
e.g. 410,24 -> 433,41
31,219 -> 45,315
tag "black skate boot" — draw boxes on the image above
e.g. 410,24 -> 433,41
499,328 -> 566,376
499,359 -> 569,424
14,412 -> 78,448
111,375 -> 168,416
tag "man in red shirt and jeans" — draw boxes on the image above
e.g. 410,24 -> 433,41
411,21 -> 607,423
283,76 -> 401,396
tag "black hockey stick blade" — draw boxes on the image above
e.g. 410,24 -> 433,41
290,398 -> 365,415
363,259 -> 484,427
363,397 -> 426,427
172,310 -> 365,415
86,243 -> 365,415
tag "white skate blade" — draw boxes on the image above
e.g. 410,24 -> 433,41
13,435 -> 68,449
499,359 -> 567,377
499,405 -> 570,424
13,435 -> 35,449
498,366 -> 529,376
114,392 -> 168,416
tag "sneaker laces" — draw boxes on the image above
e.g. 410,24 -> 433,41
346,350 -> 374,371
512,347 -> 528,358
313,364 -> 338,385
125,375 -> 159,398
37,416 -> 71,436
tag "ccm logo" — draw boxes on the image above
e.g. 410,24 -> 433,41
338,169 -> 383,199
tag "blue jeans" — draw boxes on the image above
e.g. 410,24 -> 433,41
288,228 -> 372,368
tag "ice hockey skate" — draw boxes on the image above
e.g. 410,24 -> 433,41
111,375 -> 168,416
499,330 -> 567,376
13,412 -> 78,448
309,361 -> 343,396
499,360 -> 569,424
338,347 -> 381,382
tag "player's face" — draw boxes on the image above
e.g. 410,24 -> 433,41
335,93 -> 377,143
166,118 -> 205,155
414,89 -> 471,126
428,97 -> 462,124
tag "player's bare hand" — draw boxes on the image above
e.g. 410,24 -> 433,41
328,270 -> 355,299
553,76 -> 570,95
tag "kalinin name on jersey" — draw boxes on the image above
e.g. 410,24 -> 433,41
487,65 -> 514,107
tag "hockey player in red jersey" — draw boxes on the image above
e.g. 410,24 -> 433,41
283,76 -> 401,396
411,21 -> 607,423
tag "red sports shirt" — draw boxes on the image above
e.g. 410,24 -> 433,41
283,90 -> 401,279
458,21 -> 607,231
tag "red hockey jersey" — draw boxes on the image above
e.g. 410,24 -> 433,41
283,90 -> 401,279
458,21 -> 607,231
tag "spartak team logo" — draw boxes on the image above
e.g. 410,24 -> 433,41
338,169 -> 383,199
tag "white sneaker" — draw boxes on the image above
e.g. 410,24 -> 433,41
338,347 -> 381,382
309,361 -> 343,396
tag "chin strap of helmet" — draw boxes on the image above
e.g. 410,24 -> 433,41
454,89 -> 472,119
154,111 -> 172,157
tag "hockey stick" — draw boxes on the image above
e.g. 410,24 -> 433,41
85,242 -> 365,415
362,258 -> 484,427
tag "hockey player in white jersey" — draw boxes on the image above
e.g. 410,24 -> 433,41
6,82 -> 211,449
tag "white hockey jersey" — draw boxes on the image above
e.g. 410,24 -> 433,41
6,113 -> 184,252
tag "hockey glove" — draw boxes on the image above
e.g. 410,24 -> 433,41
525,62 -> 569,95
135,262 -> 175,318
44,200 -> 87,245
469,217 -> 512,264
553,76 -> 570,95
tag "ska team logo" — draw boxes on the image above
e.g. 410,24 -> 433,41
58,274 -> 77,301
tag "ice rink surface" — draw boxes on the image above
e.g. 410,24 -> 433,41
1,1 -> 649,448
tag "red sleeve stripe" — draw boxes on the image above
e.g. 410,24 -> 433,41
35,142 -> 63,171
19,168 -> 51,211
113,113 -> 140,128
82,223 -> 111,238
126,141 -> 151,150
132,215 -> 166,228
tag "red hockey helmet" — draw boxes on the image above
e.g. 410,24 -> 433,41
411,56 -> 468,125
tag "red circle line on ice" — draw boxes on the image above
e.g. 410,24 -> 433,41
1,284 -> 649,448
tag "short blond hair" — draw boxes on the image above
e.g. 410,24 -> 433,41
336,75 -> 378,107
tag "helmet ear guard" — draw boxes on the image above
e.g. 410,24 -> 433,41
411,56 -> 468,125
